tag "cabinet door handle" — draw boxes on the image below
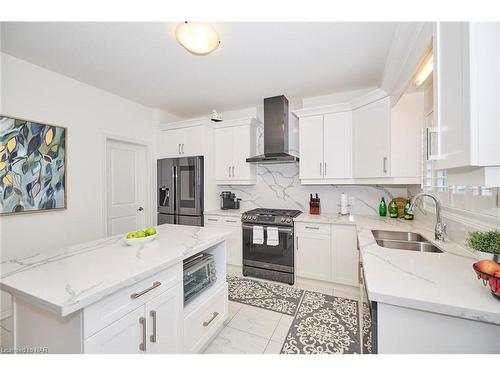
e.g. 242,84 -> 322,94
203,312 -> 219,327
228,166 -> 231,178
320,162 -> 322,176
182,144 -> 185,154
139,317 -> 146,352
150,310 -> 157,343
305,226 -> 320,230
178,144 -> 181,154
324,162 -> 327,176
232,166 -> 235,178
296,237 -> 299,251
383,157 -> 388,174
130,281 -> 161,299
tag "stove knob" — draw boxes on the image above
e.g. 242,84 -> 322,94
243,214 -> 247,220
252,216 -> 257,220
286,217 -> 292,223
281,217 -> 285,222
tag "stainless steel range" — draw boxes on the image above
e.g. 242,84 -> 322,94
242,208 -> 302,285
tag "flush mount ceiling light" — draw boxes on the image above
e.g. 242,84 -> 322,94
414,54 -> 433,86
175,22 -> 220,56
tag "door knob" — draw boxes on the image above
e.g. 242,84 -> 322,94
137,207 -> 144,211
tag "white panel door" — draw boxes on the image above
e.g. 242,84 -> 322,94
331,225 -> 359,286
160,128 -> 184,157
182,125 -> 204,156
231,125 -> 255,181
296,232 -> 331,281
106,139 -> 147,236
323,111 -> 352,178
145,286 -> 183,354
214,127 -> 234,182
299,115 -> 324,180
84,306 -> 145,354
353,97 -> 391,178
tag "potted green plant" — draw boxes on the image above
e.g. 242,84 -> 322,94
466,230 -> 500,262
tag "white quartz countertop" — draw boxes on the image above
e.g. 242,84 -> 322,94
0,224 -> 231,317
205,209 -> 243,218
295,213 -> 500,325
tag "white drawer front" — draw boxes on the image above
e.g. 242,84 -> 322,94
222,217 -> 241,227
184,284 -> 227,353
83,264 -> 182,338
295,222 -> 331,235
205,215 -> 223,225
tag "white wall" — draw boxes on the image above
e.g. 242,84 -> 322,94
0,53 -> 176,326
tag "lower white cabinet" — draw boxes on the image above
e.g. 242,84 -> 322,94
295,222 -> 359,286
205,214 -> 242,268
84,283 -> 183,354
296,223 -> 332,281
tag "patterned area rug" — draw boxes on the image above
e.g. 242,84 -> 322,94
227,275 -> 372,354
227,275 -> 304,315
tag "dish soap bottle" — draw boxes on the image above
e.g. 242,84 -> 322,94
378,197 -> 387,217
389,199 -> 399,218
404,199 -> 414,220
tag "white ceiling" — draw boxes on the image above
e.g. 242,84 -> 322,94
1,22 -> 398,117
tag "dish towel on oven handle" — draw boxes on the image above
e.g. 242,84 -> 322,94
252,225 -> 264,245
267,227 -> 279,246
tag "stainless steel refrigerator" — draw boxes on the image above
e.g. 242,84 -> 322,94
157,156 -> 204,226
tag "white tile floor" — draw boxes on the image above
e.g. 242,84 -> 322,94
203,301 -> 293,354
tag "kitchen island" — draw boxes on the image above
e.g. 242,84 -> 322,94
0,224 -> 231,354
294,213 -> 500,354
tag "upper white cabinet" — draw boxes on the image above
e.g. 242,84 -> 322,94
434,22 -> 500,171
352,96 -> 391,178
214,118 -> 261,185
159,119 -> 209,158
296,104 -> 352,184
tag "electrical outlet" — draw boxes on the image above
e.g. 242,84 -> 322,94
348,197 -> 355,206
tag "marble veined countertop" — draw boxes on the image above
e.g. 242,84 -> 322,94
0,224 -> 231,317
295,213 -> 500,325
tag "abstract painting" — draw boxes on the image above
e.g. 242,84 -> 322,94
0,115 -> 66,214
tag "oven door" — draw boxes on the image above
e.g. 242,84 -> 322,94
242,224 -> 294,273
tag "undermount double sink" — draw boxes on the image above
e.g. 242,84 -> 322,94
371,230 -> 443,253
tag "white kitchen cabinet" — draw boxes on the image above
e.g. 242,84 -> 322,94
298,115 -> 324,180
84,284 -> 183,354
144,285 -> 184,354
296,224 -> 331,281
84,306 -> 145,354
204,214 -> 242,269
331,225 -> 359,286
214,118 -> 261,185
298,110 -> 352,182
352,97 -> 391,178
159,119 -> 208,158
434,22 -> 500,171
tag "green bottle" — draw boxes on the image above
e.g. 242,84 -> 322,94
404,199 -> 414,220
389,200 -> 399,218
378,197 -> 387,217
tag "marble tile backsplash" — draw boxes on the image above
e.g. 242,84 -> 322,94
217,163 -> 408,215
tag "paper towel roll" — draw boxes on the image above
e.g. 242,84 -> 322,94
340,193 -> 349,215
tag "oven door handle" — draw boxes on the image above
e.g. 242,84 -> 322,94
242,224 -> 293,233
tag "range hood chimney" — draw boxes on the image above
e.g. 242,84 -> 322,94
246,95 -> 299,163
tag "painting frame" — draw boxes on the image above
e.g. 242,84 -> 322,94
0,114 -> 67,216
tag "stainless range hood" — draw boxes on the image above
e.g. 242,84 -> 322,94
246,95 -> 299,163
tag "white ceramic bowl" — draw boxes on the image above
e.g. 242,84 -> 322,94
124,233 -> 158,246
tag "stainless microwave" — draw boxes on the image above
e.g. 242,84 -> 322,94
183,253 -> 217,304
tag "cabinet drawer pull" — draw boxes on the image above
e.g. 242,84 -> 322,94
305,226 -> 320,230
203,312 -> 219,327
225,220 -> 237,223
139,317 -> 146,352
207,218 -> 218,222
150,310 -> 157,343
130,281 -> 161,299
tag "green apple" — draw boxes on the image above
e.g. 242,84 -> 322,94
145,227 -> 157,236
136,230 -> 146,238
126,232 -> 138,239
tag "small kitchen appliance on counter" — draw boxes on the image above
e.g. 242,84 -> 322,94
220,191 -> 241,210
241,208 -> 302,284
